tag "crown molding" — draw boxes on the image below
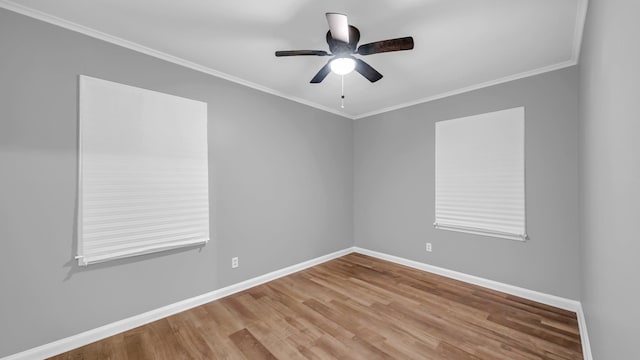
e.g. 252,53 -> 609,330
0,0 -> 588,121
353,60 -> 577,120
572,0 -> 590,64
0,0 -> 353,119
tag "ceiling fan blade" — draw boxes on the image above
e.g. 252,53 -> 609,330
275,50 -> 328,57
357,37 -> 414,55
310,63 -> 332,83
326,12 -> 349,43
354,59 -> 383,82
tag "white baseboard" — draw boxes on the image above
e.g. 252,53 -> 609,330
353,247 -> 593,360
1,247 -> 353,360
353,247 -> 580,311
3,246 -> 592,360
576,303 -> 593,360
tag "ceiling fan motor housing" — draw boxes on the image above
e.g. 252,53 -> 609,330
326,25 -> 360,54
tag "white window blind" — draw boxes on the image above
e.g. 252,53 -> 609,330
77,76 -> 209,266
434,107 -> 526,241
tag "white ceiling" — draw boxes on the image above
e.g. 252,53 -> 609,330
2,0 -> 587,119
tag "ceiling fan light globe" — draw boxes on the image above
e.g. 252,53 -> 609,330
330,57 -> 356,75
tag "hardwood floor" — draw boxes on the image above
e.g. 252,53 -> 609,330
50,253 -> 583,359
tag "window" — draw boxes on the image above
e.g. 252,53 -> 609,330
77,76 -> 210,265
434,107 -> 527,241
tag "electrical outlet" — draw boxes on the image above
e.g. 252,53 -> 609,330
426,243 -> 432,252
231,257 -> 239,268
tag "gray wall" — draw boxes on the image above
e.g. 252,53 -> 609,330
355,67 -> 581,299
579,0 -> 640,358
0,9 -> 353,357
9,2 -> 640,358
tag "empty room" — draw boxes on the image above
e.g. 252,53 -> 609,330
0,0 -> 638,359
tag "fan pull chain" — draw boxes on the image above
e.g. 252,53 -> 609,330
341,75 -> 345,108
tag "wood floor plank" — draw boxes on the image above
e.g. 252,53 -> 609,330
229,328 -> 277,360
49,253 -> 583,359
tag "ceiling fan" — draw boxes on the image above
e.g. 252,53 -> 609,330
275,13 -> 414,84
